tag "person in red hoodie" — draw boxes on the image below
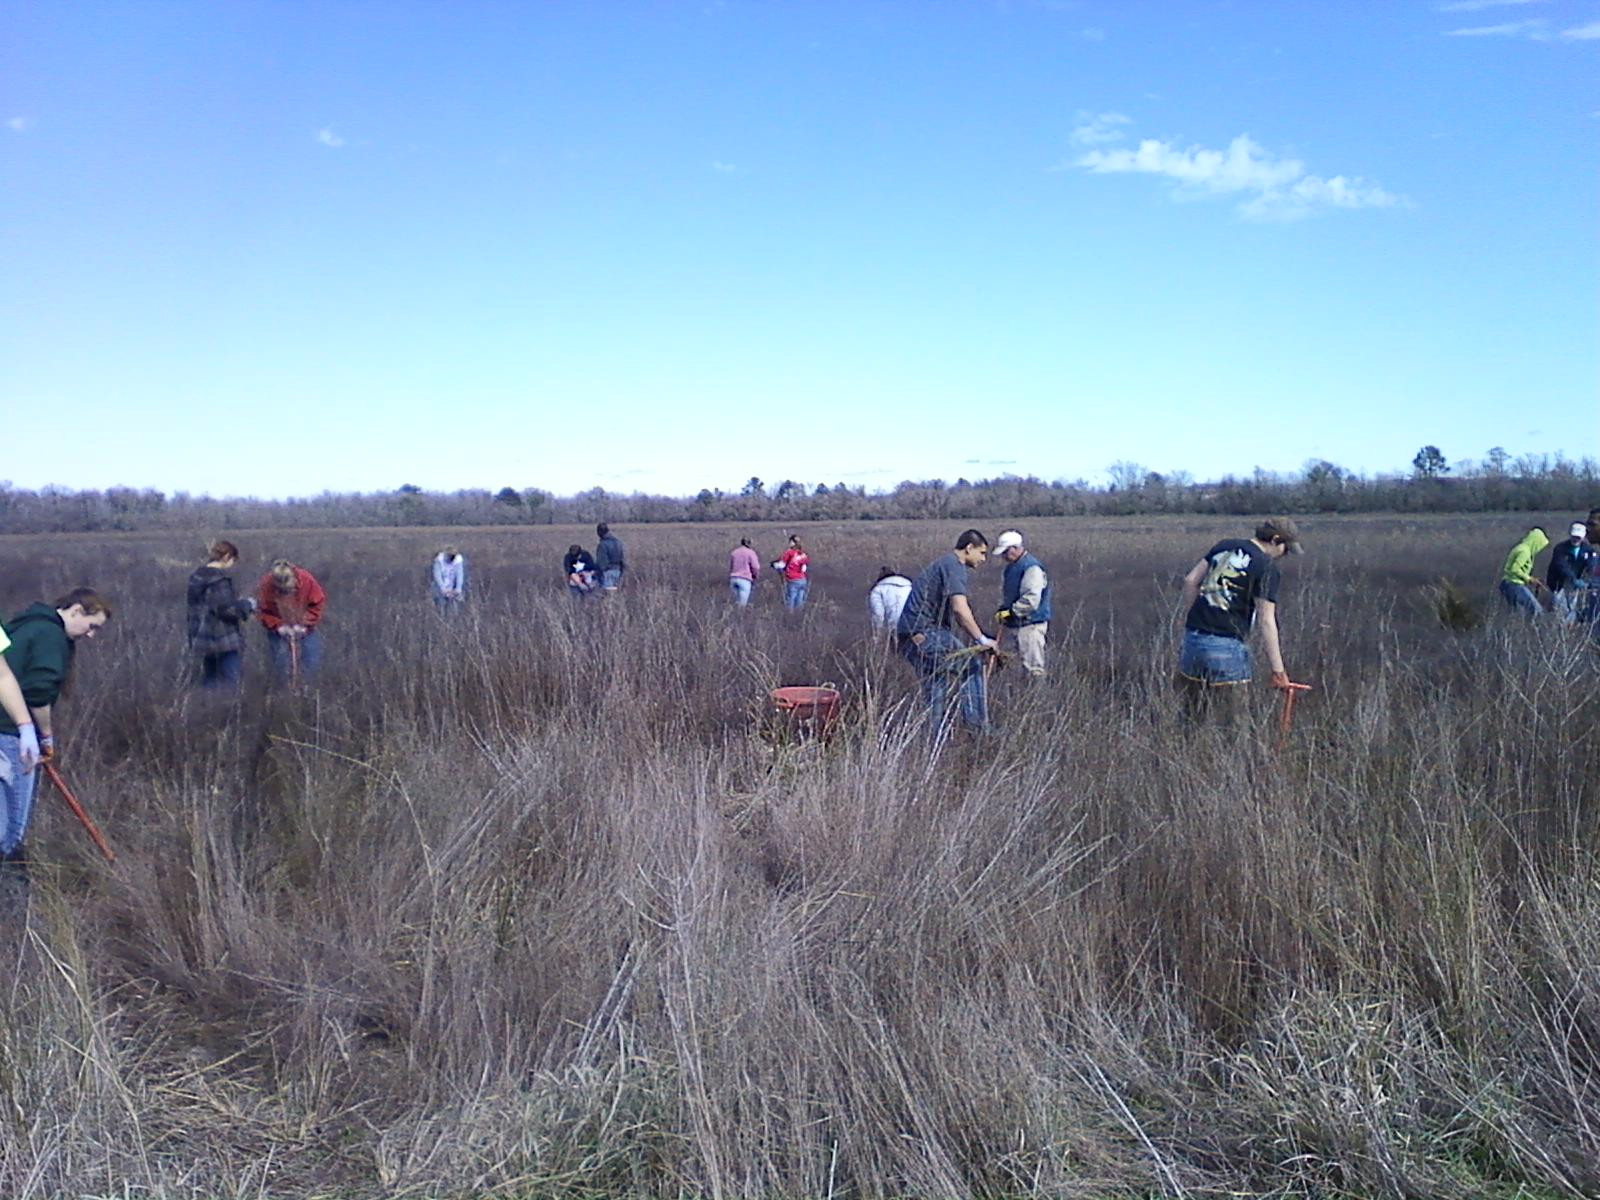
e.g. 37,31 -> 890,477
258,559 -> 327,682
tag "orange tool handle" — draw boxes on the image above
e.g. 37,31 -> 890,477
42,761 -> 117,863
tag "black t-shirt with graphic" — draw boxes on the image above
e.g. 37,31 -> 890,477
1184,538 -> 1280,641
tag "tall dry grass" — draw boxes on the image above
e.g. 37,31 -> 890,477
0,514 -> 1596,1199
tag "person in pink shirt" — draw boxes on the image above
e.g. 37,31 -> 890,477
774,535 -> 811,610
728,537 -> 761,606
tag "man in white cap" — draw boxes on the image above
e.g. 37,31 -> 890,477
1546,522 -> 1597,624
993,530 -> 1051,677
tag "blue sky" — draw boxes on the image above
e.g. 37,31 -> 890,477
3,1 -> 1596,500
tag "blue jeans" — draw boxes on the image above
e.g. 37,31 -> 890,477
433,594 -> 463,617
267,629 -> 324,681
901,629 -> 989,738
199,650 -> 243,689
784,578 -> 809,610
1178,630 -> 1252,684
0,732 -> 39,856
730,577 -> 753,606
1499,580 -> 1541,617
601,568 -> 623,591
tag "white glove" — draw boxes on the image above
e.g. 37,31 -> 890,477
16,724 -> 39,770
976,635 -> 997,648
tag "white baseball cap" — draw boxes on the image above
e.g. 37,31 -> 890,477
994,530 -> 1024,553
1571,522 -> 1588,538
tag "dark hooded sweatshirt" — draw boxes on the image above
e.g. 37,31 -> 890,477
0,604 -> 72,735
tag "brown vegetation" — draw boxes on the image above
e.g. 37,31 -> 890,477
0,513 -> 1597,1198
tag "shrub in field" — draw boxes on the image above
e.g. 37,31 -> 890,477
1429,576 -> 1484,632
0,514 -> 1596,1198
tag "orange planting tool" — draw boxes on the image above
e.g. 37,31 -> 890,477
1276,681 -> 1313,749
41,760 -> 117,863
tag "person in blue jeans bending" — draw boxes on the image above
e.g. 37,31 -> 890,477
1,589 -> 114,867
896,529 -> 997,743
1499,526 -> 1549,617
1177,517 -> 1302,723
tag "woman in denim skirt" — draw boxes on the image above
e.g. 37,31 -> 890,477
1176,518 -> 1301,722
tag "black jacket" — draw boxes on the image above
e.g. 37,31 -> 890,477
1547,542 -> 1596,592
186,567 -> 253,656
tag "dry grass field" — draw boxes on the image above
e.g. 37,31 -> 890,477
0,512 -> 1597,1199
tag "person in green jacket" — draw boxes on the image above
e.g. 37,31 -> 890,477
0,588 -> 113,862
1499,527 -> 1550,617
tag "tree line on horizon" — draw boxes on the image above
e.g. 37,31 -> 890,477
0,447 -> 1594,534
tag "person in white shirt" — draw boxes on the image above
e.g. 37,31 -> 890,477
868,567 -> 912,633
431,547 -> 467,616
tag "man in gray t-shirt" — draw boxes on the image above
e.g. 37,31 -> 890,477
897,529 -> 996,740
898,551 -> 973,638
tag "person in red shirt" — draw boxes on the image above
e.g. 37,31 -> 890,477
774,535 -> 811,610
258,559 -> 327,682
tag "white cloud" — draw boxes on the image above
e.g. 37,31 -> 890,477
1244,173 -> 1406,222
1079,27 -> 1106,42
1444,19 -> 1548,36
1069,111 -> 1132,146
316,127 -> 345,148
1436,0 -> 1545,11
711,160 -> 740,173
1074,131 -> 1406,221
6,116 -> 31,133
1561,20 -> 1600,38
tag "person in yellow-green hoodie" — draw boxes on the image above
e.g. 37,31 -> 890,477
1499,527 -> 1550,616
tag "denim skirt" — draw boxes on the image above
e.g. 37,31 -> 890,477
1178,629 -> 1252,684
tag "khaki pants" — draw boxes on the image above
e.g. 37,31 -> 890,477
1014,623 -> 1048,676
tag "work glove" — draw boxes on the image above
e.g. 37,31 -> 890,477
995,609 -> 1012,626
39,733 -> 55,761
976,635 -> 997,649
16,724 -> 39,770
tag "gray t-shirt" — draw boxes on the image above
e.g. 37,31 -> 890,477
897,552 -> 970,638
